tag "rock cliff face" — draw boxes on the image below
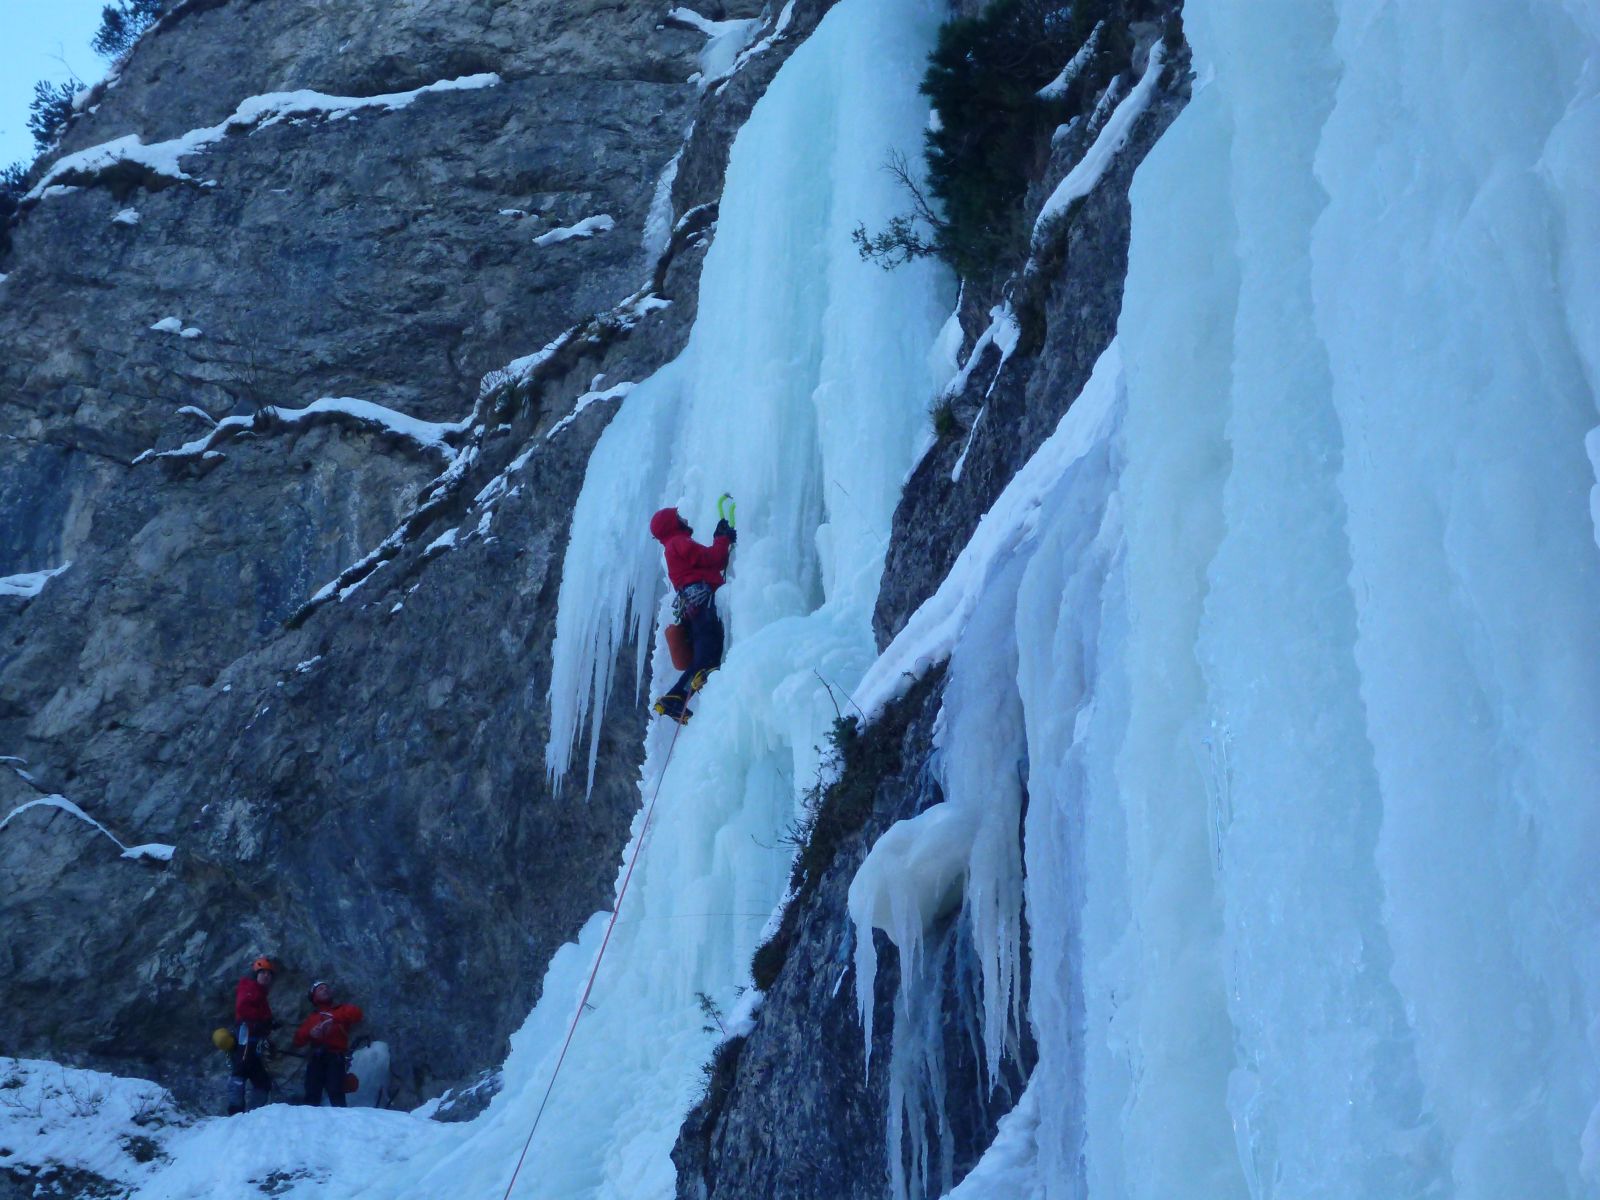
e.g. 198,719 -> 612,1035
0,0 -> 830,1108
673,669 -> 1036,1200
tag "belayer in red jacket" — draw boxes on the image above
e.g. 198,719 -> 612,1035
293,980 -> 364,1107
227,956 -> 277,1114
649,506 -> 735,723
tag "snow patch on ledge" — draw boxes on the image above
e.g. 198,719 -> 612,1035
942,305 -> 1021,404
0,795 -> 174,863
150,316 -> 203,338
722,0 -> 797,83
134,396 -> 467,465
669,7 -> 763,85
534,214 -> 615,247
950,404 -> 986,483
853,340 -> 1124,719
176,404 -> 217,427
278,397 -> 468,454
1031,42 -> 1164,245
725,988 -> 766,1038
0,563 -> 71,599
1037,22 -> 1103,100
26,73 -> 500,201
643,142 -> 686,259
423,527 -> 458,556
545,381 -> 635,441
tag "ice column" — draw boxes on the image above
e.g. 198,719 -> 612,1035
1311,2 -> 1600,1194
940,2 -> 1600,1198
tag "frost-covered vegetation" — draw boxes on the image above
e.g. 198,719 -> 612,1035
854,0 -> 1122,278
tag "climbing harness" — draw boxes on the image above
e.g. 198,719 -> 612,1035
673,581 -> 715,623
500,714 -> 690,1200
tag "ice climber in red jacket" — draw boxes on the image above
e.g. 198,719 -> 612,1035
649,505 -> 735,723
228,956 -> 277,1114
293,980 -> 365,1107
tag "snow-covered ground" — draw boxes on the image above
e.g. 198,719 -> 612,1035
0,1057 -> 436,1199
0,1059 -> 185,1193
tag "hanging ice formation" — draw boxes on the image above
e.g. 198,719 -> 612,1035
851,1 -> 1600,1198
346,0 -> 956,1196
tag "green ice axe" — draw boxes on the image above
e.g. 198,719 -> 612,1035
717,493 -> 736,529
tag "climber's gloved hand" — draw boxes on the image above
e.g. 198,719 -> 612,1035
714,519 -> 736,543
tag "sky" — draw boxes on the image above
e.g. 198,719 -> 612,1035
0,0 -> 112,169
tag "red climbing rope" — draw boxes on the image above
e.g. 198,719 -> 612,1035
500,714 -> 689,1200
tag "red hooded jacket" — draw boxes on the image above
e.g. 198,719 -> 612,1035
650,507 -> 732,591
235,977 -> 273,1029
293,1003 -> 364,1054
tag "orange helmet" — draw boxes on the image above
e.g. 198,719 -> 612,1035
252,957 -> 274,973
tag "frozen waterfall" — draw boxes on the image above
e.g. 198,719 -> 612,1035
855,1 -> 1600,1198
366,0 -> 956,1195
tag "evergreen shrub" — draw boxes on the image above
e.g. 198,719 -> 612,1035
855,0 -> 1117,278
93,0 -> 167,60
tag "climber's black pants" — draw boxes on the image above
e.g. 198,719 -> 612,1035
227,1027 -> 271,1113
303,1048 -> 348,1107
668,586 -> 723,698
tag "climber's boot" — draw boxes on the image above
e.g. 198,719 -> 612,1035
652,693 -> 692,724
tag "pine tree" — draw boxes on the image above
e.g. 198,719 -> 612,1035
92,0 -> 166,60
852,0 -> 1111,278
27,81 -> 78,154
0,162 -> 26,255
920,0 -> 1087,276
0,162 -> 25,201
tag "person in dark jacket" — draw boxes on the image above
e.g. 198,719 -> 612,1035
293,980 -> 364,1107
649,506 -> 735,723
227,956 -> 277,1114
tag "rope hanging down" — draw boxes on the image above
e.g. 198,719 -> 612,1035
500,716 -> 688,1200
